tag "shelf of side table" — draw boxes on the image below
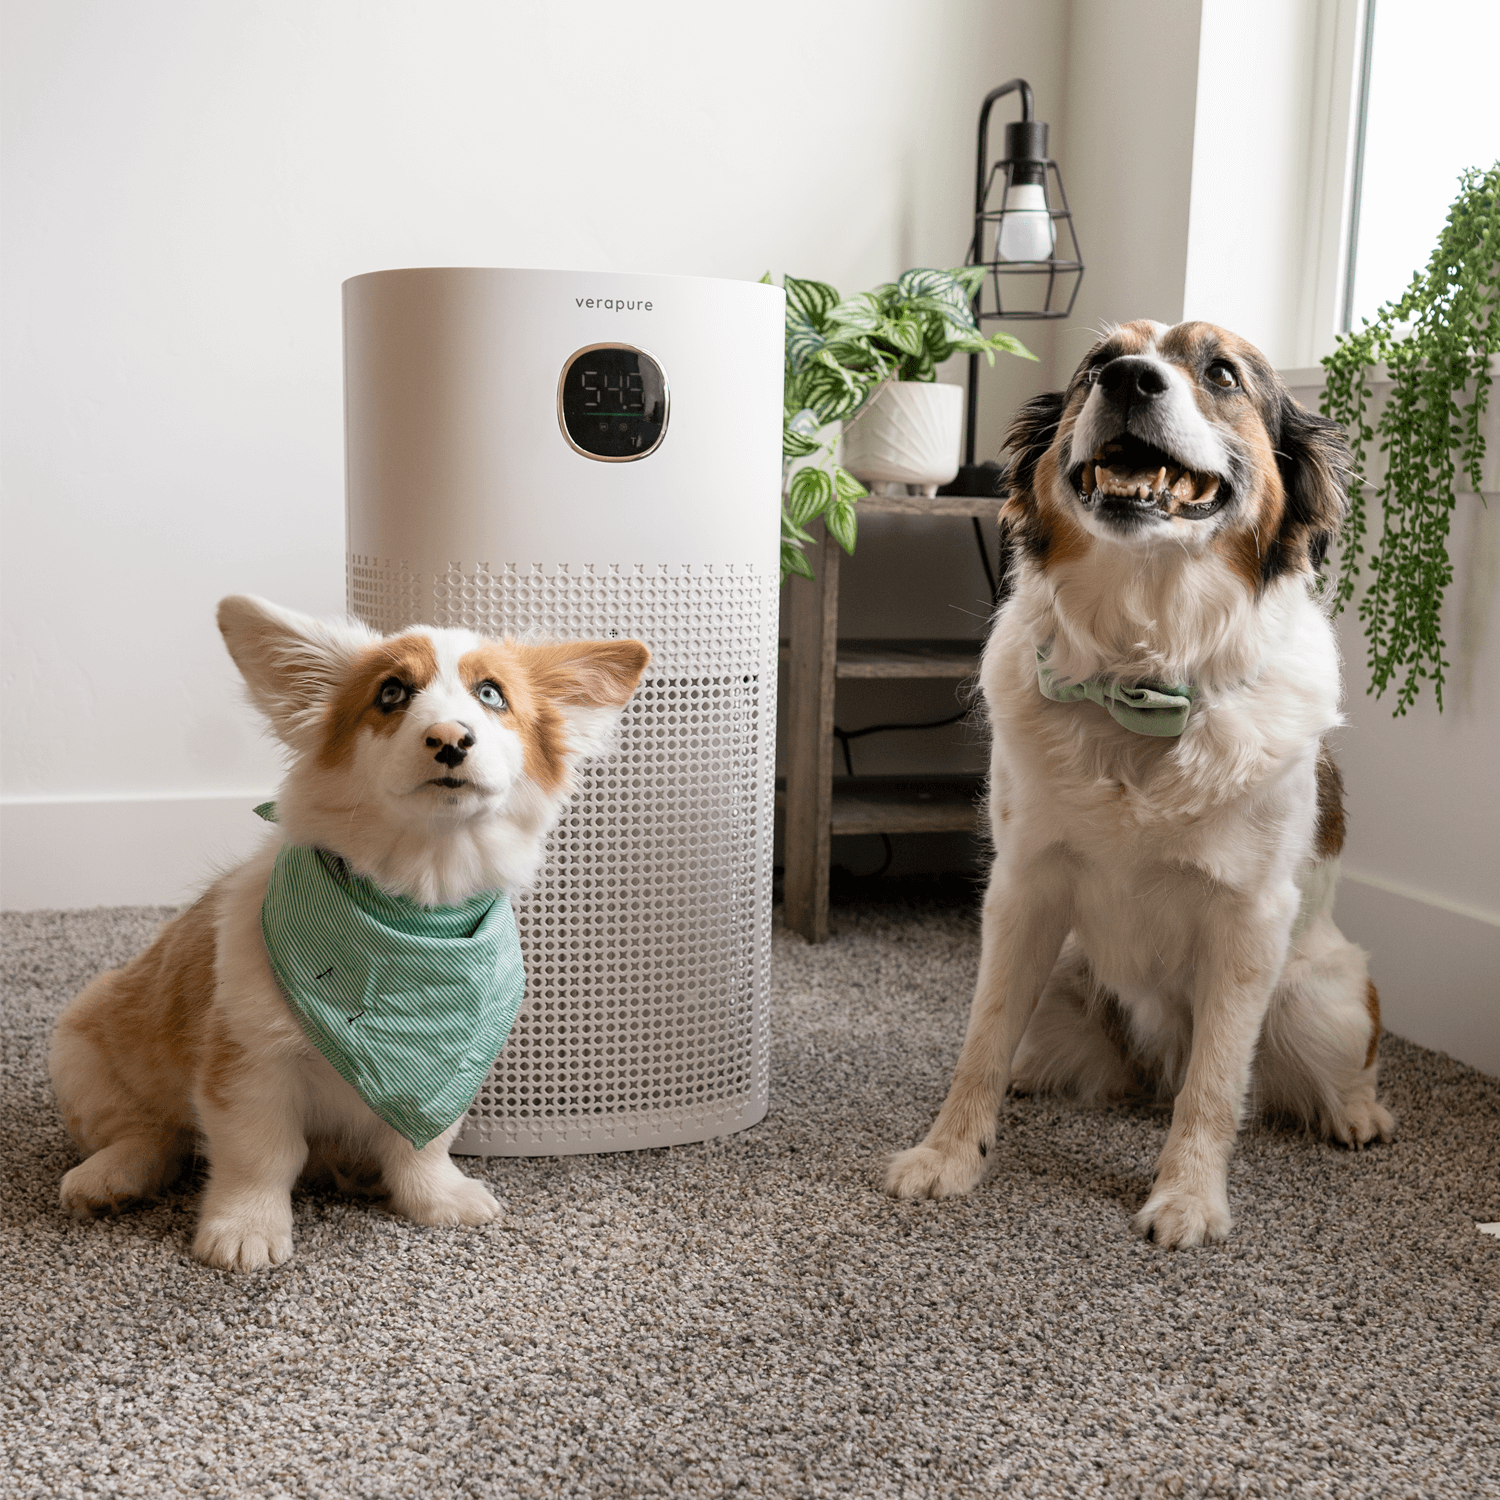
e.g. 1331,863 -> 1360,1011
781,493 -> 1000,943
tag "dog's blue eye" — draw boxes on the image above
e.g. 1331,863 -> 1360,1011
475,681 -> 506,711
377,678 -> 409,709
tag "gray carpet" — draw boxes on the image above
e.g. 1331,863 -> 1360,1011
2,901 -> 1497,1500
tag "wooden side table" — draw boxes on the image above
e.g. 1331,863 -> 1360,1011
780,492 -> 1001,943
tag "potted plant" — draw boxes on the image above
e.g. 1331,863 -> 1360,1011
774,267 -> 1032,581
1321,162 -> 1499,714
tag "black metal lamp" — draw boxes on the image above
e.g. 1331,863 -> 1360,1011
960,77 -> 1084,477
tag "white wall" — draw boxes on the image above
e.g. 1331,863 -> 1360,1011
1287,373 -> 1500,1078
1,0 -> 1059,905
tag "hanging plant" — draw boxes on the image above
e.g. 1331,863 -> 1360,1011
1320,162 -> 1499,714
769,267 -> 1032,581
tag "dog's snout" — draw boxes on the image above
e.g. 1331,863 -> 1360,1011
1098,356 -> 1168,406
425,721 -> 475,768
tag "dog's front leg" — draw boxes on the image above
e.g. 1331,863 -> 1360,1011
884,859 -> 1073,1199
373,1119 -> 500,1227
1133,892 -> 1294,1249
192,1061 -> 309,1271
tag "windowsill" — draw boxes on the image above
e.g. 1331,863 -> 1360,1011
1278,366 -> 1329,390
1281,354 -> 1500,393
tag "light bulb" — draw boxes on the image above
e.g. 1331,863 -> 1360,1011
997,182 -> 1055,262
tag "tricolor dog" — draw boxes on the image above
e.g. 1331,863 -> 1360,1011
885,320 -> 1394,1247
50,597 -> 648,1270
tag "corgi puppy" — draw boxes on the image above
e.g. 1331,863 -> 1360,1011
885,321 -> 1394,1247
50,596 -> 649,1270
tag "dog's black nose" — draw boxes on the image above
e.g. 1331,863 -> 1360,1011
1097,356 -> 1168,407
425,722 -> 475,768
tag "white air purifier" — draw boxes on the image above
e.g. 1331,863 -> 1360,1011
343,267 -> 784,1156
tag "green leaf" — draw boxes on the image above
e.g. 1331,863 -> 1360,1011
950,328 -> 1037,363
909,354 -> 938,383
780,536 -> 815,583
896,267 -> 976,321
800,356 -> 873,423
780,504 -> 816,544
826,293 -> 884,334
785,309 -> 827,375
782,426 -> 821,460
884,313 -> 926,358
822,335 -> 883,372
832,465 -> 867,502
783,276 -> 841,332
786,464 -> 834,526
825,497 -> 858,555
946,264 -> 987,299
982,328 -> 1035,360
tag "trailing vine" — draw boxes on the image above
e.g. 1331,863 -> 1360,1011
1321,162 -> 1500,714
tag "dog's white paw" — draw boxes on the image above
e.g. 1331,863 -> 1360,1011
396,1175 -> 500,1227
1328,1095 -> 1396,1149
1132,1181 -> 1231,1249
884,1140 -> 988,1200
193,1214 -> 294,1271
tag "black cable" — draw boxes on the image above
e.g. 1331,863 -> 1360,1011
971,516 -> 997,598
832,710 -> 968,778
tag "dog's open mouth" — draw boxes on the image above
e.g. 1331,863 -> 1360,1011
1070,434 -> 1226,520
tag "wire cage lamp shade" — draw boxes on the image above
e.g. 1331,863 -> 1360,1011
968,78 -> 1083,323
957,77 -> 1084,477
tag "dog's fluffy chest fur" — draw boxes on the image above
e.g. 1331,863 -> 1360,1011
981,571 -> 1339,999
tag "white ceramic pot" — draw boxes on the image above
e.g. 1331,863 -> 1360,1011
841,380 -> 964,497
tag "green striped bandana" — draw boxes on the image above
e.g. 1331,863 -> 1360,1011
257,815 -> 525,1150
1035,646 -> 1195,738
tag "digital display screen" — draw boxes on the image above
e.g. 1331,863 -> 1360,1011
559,345 -> 667,460
580,368 -> 645,415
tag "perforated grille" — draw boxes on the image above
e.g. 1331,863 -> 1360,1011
348,554 -> 423,633
350,557 -> 776,1155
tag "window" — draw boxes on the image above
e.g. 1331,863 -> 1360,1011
1343,0 -> 1500,331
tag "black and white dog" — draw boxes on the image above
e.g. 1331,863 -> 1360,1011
886,320 -> 1393,1248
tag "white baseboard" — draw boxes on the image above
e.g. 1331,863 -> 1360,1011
0,793 -> 275,911
1336,870 -> 1499,1078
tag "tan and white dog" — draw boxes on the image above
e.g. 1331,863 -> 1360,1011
885,320 -> 1394,1247
50,596 -> 649,1270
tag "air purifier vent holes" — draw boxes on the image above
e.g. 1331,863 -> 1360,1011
348,554 -> 423,631
351,556 -> 776,1155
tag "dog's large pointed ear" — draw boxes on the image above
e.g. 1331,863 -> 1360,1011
218,595 -> 376,747
524,638 -> 652,760
1001,389 -> 1069,516
1272,390 -> 1355,575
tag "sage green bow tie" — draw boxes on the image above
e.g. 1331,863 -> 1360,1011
1035,648 -> 1195,737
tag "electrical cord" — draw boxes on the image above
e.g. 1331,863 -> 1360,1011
972,516 -> 997,598
832,711 -> 968,777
